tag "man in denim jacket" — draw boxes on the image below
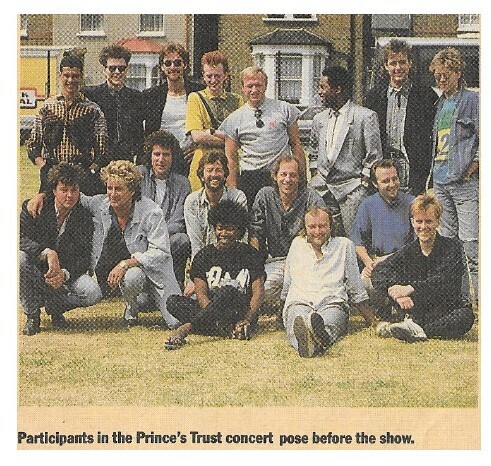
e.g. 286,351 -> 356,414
429,47 -> 479,303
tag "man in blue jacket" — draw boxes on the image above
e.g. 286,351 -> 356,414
429,47 -> 479,303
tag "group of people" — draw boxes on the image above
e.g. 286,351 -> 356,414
20,38 -> 478,359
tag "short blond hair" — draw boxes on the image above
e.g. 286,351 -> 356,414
429,47 -> 465,85
101,160 -> 143,194
410,192 -> 443,219
241,66 -> 268,86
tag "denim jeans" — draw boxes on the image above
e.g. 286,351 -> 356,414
434,176 -> 479,300
19,251 -> 102,316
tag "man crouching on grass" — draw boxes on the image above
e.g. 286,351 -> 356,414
281,206 -> 378,358
165,200 -> 265,349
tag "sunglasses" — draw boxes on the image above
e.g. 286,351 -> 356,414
255,109 -> 264,128
107,65 -> 127,73
163,59 -> 183,68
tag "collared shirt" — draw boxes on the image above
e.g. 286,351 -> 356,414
281,235 -> 368,309
250,186 -> 326,258
27,93 -> 107,166
350,191 -> 415,256
386,81 -> 411,155
184,186 -> 248,259
324,101 -> 348,163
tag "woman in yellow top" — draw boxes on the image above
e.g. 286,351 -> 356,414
185,50 -> 244,191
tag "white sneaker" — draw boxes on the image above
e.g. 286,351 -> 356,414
293,315 -> 315,358
376,321 -> 392,338
389,316 -> 427,342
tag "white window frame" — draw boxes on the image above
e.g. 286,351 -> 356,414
138,14 -> 165,37
127,54 -> 160,90
78,14 -> 106,37
20,14 -> 28,38
277,54 -> 303,104
251,44 -> 328,107
458,14 -> 480,33
263,14 -> 317,23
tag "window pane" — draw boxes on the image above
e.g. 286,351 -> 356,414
20,14 -> 28,31
126,64 -> 146,91
81,14 -> 103,31
278,55 -> 302,104
140,14 -> 163,32
151,65 -> 161,87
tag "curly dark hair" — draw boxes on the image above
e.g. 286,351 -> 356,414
207,200 -> 250,239
46,162 -> 84,192
99,44 -> 132,67
143,130 -> 182,172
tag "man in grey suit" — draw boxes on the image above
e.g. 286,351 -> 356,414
309,66 -> 382,237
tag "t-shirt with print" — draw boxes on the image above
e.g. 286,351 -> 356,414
434,97 -> 457,184
190,242 -> 266,301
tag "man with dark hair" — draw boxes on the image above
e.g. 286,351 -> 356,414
165,200 -> 266,349
82,44 -> 144,163
138,130 -> 191,288
350,158 -> 414,318
184,151 -> 247,262
142,42 -> 205,176
364,39 -> 438,194
27,54 -> 108,195
20,163 -> 102,336
309,66 -> 382,237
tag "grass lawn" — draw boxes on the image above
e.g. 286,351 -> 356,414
17,147 -> 479,408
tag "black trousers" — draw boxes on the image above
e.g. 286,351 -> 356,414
167,286 -> 248,335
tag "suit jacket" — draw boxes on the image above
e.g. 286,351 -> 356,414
82,83 -> 144,163
20,196 -> 94,283
142,79 -> 205,136
82,194 -> 181,299
138,165 -> 191,236
364,81 -> 438,193
309,100 -> 382,201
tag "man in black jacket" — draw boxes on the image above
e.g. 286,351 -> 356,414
142,42 -> 204,176
82,44 -> 144,164
19,163 -> 102,335
364,39 -> 438,195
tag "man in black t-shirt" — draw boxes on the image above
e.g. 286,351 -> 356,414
165,200 -> 265,349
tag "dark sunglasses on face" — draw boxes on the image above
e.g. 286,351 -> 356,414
163,59 -> 183,68
255,108 -> 264,128
107,65 -> 127,73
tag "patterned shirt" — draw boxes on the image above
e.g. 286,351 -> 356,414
27,93 -> 107,167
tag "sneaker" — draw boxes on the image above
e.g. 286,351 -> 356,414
389,316 -> 427,342
293,315 -> 315,358
376,321 -> 392,338
23,313 -> 40,336
308,312 -> 332,349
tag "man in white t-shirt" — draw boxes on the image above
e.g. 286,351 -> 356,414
220,66 -> 305,207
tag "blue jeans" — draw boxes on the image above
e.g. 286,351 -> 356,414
283,302 -> 349,351
19,251 -> 102,316
434,176 -> 478,300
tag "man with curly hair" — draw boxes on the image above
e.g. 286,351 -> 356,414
165,200 -> 265,349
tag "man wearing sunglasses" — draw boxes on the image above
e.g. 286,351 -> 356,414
220,66 -> 305,208
142,42 -> 204,177
82,44 -> 144,165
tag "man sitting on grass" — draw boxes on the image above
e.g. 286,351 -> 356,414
281,206 -> 378,358
165,200 -> 265,349
372,193 -> 475,342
